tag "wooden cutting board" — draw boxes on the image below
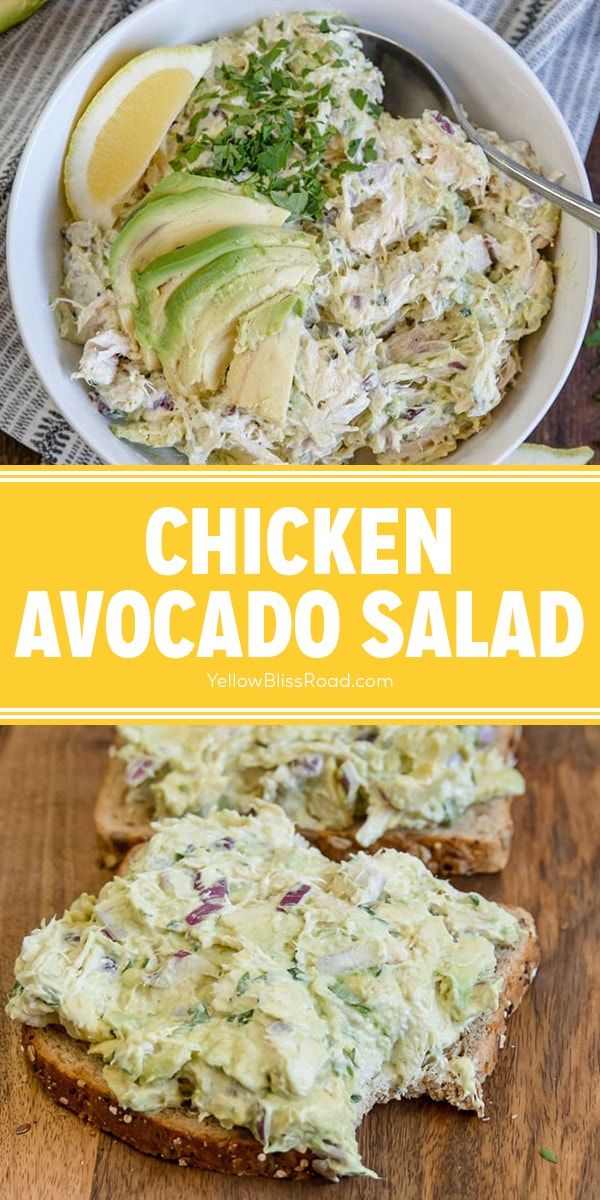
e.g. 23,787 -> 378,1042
1,726 -> 598,1200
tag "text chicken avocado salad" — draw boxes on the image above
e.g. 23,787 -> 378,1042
117,724 -> 525,844
8,804 -> 527,1179
57,12 -> 559,464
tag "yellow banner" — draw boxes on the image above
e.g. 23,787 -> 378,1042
1,465 -> 598,722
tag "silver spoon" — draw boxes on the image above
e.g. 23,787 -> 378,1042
350,26 -> 600,233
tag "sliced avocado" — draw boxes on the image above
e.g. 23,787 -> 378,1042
134,226 -> 312,355
235,293 -> 303,352
109,175 -> 288,334
157,245 -> 317,394
227,309 -> 303,427
132,171 -> 238,214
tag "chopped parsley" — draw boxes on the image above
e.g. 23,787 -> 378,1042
170,22 -> 383,222
236,970 -> 267,994
539,1148 -> 558,1164
329,980 -> 372,1017
187,1002 -> 210,1025
350,88 -> 368,111
288,965 -> 307,981
236,971 -> 251,995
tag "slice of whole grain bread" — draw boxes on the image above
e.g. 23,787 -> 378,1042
95,727 -> 522,874
20,904 -> 538,1181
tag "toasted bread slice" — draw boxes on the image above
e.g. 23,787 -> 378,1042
20,904 -> 538,1181
95,727 -> 522,874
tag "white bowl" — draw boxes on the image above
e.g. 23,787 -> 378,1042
7,0 -> 597,464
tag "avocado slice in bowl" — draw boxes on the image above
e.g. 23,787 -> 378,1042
133,225 -> 313,357
227,295 -> 305,427
131,170 -> 240,212
156,242 -> 318,394
109,172 -> 289,334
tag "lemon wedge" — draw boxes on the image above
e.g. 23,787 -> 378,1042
64,45 -> 211,228
506,443 -> 594,465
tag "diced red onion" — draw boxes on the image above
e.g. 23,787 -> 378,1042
185,899 -> 226,925
433,111 -> 454,136
149,393 -> 174,412
290,755 -> 323,778
449,360 -> 467,371
124,756 -> 158,786
144,949 -> 194,984
193,872 -> 229,899
186,873 -> 229,924
277,883 -> 311,910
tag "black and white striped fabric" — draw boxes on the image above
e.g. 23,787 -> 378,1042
0,0 -> 598,463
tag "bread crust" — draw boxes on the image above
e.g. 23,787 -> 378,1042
95,727 -> 522,874
19,902 -> 538,1180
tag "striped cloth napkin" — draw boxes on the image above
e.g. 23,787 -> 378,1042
0,0 -> 598,463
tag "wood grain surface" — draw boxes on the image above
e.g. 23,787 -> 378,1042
0,122 -> 599,466
0,726 -> 599,1200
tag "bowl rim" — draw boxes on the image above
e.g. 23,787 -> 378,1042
6,0 -> 598,464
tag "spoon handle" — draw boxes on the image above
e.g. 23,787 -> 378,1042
463,120 -> 600,233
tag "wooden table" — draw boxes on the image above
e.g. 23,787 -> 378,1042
1,725 -> 598,1200
1,121 -> 599,466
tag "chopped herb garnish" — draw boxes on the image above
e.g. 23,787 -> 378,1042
350,88 -> 368,110
469,895 -> 481,906
172,24 -> 370,220
539,1148 -> 558,1164
238,1008 -> 254,1024
187,1002 -> 210,1025
236,971 -> 251,995
331,160 -> 366,179
362,137 -> 378,163
329,980 -> 372,1017
288,965 -> 307,981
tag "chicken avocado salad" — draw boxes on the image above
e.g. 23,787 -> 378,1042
116,724 -> 525,845
8,804 -> 528,1179
57,12 -> 559,464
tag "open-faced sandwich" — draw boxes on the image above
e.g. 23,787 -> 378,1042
8,804 -> 538,1181
96,724 -> 524,873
